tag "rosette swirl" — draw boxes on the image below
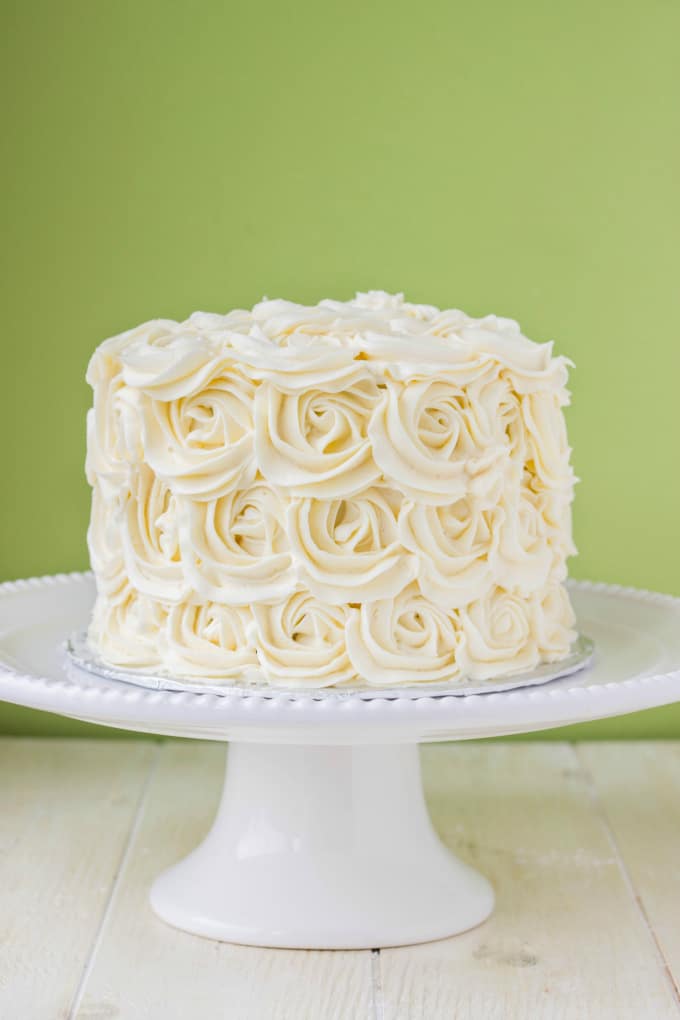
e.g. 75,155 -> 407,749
352,289 -> 438,320
287,487 -> 417,603
457,587 -> 539,680
522,391 -> 575,490
87,484 -> 127,602
346,583 -> 461,686
231,329 -> 368,390
121,466 -> 188,603
85,373 -> 141,500
252,593 -> 356,686
116,320 -> 231,401
348,332 -> 492,380
164,602 -> 258,678
178,483 -> 295,604
88,590 -> 167,669
532,584 -> 577,660
399,498 -> 497,609
532,489 -> 577,579
254,376 -> 381,496
137,368 -> 256,500
489,489 -> 553,595
368,372 -> 510,505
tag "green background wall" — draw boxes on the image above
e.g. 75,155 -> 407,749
1,0 -> 679,738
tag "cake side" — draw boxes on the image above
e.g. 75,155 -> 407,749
85,291 -> 577,688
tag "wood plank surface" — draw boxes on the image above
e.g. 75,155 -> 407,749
72,741 -> 374,1020
0,738 -> 155,1020
378,743 -> 680,1020
1,739 -> 679,1020
578,741 -> 680,1000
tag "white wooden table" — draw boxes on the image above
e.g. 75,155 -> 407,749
0,739 -> 678,1019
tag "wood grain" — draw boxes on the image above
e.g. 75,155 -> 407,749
72,741 -> 374,1020
578,741 -> 680,1001
2,739 -> 679,1020
0,738 -> 155,1020
378,742 -> 680,1020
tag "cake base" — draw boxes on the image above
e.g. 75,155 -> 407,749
150,742 -> 494,949
67,630 -> 594,699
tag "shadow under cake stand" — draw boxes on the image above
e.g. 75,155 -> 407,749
1,573 -> 680,949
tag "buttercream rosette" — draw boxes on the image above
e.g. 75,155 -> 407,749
85,291 -> 577,688
178,482 -> 295,604
286,486 -> 417,604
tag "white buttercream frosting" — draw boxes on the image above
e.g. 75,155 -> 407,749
85,291 -> 577,687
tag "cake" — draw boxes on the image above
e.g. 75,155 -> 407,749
85,291 -> 577,688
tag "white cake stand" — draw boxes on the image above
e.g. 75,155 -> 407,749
1,573 -> 679,949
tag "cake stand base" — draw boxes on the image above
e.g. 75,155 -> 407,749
150,741 -> 494,949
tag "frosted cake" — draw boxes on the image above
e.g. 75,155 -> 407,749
85,291 -> 577,688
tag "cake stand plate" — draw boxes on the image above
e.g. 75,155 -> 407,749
1,573 -> 680,949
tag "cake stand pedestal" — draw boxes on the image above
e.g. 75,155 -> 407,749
1,573 -> 680,948
151,742 -> 492,947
